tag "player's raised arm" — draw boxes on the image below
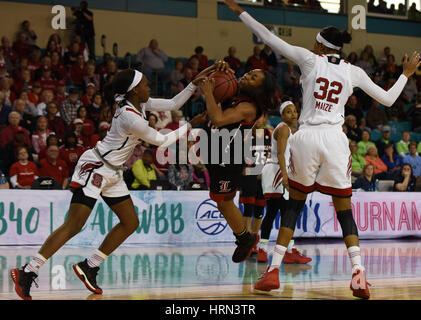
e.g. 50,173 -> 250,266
352,51 -> 420,107
144,61 -> 234,112
223,0 -> 313,70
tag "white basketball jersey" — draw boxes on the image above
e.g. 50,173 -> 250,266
267,124 -> 291,165
299,54 -> 353,127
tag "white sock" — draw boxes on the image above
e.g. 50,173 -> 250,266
25,253 -> 47,274
268,245 -> 287,272
87,249 -> 108,268
287,240 -> 294,253
259,239 -> 269,252
348,246 -> 362,268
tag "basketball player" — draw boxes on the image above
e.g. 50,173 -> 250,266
224,0 -> 420,299
9,63 -> 226,299
198,68 -> 279,264
239,114 -> 271,240
257,99 -> 311,265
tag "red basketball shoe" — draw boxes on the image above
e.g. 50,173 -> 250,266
257,248 -> 269,263
254,267 -> 280,291
283,248 -> 312,264
350,266 -> 371,299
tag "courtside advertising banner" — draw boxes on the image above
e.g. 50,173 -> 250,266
0,190 -> 420,245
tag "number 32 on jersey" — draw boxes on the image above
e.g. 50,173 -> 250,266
313,77 -> 343,112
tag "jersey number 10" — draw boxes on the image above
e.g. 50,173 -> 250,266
314,77 -> 343,104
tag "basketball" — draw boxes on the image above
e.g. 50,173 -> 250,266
209,71 -> 238,103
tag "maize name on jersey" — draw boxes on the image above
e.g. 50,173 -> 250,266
315,100 -> 333,112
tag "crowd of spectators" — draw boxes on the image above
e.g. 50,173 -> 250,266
1,9 -> 421,192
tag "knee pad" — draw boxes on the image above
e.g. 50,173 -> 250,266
280,198 -> 306,230
243,204 -> 253,218
336,209 -> 359,238
254,206 -> 264,219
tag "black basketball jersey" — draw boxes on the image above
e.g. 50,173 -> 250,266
205,97 -> 261,166
244,128 -> 272,175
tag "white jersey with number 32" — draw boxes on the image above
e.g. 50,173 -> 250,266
299,54 -> 353,128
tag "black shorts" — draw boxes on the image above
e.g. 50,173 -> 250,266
239,175 -> 266,207
207,164 -> 243,202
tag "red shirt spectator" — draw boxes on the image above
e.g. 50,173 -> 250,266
80,83 -> 96,106
59,133 -> 86,174
9,147 -> 38,189
38,145 -> 69,188
50,51 -> 67,80
39,66 -> 58,94
1,36 -> 19,64
70,54 -> 86,86
186,46 -> 208,71
0,114 -> 31,148
246,46 -> 268,71
12,33 -> 34,59
224,46 -> 242,73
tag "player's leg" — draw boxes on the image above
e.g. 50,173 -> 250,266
11,188 -> 96,300
239,175 -> 257,232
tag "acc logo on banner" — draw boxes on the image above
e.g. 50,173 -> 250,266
195,199 -> 228,235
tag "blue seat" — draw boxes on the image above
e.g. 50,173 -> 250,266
370,129 -> 381,142
269,115 -> 282,127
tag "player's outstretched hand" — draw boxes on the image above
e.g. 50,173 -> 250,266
198,77 -> 216,96
192,61 -> 233,86
224,0 -> 244,15
403,51 -> 421,78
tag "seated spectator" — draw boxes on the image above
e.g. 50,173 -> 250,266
50,51 -> 67,81
393,163 -> 416,191
12,32 -> 34,59
192,162 -> 210,189
0,169 -> 10,189
154,110 -> 172,129
55,80 -> 68,108
406,92 -> 421,133
283,63 -> 299,93
403,142 -> 421,177
0,111 -> 31,148
165,110 -> 183,131
61,87 -> 82,126
70,118 -> 91,148
177,68 -> 202,119
0,77 -> 16,106
357,130 -> 376,156
38,66 -> 58,94
358,117 -> 371,133
98,105 -> 113,124
91,121 -> 109,145
364,145 -> 388,178
186,46 -> 208,72
260,45 -> 278,76
345,96 -> 363,122
124,142 -> 146,169
97,53 -> 112,76
402,75 -> 418,103
0,91 -> 12,126
246,46 -> 268,72
12,69 -> 32,94
63,41 -> 80,67
187,57 -> 200,78
350,141 -> 366,177
101,60 -> 118,88
356,51 -> 374,77
13,98 -> 35,131
1,36 -> 19,65
366,100 -> 388,130
347,51 -> 358,65
59,132 -> 86,175
375,125 -> 391,157
224,46 -> 242,77
135,39 -> 169,84
395,131 -> 411,157
81,83 -> 96,107
381,142 -> 402,177
131,149 -> 158,190
38,134 -> 59,161
383,54 -> 399,79
345,115 -> 362,142
378,46 -> 391,67
168,153 -> 193,190
86,92 -> 103,124
27,49 -> 42,76
83,62 -> 100,90
169,60 -> 184,96
18,91 -> 37,117
9,146 -> 38,189
2,129 -> 33,174
76,105 -> 95,136
38,144 -> 69,189
45,102 -> 66,141
32,116 -> 55,154
35,89 -> 54,116
70,54 -> 86,87
34,56 -> 59,82
352,164 -> 376,191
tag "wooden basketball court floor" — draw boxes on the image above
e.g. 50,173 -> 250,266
0,239 -> 421,300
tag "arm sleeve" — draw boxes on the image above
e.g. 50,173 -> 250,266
351,66 -> 408,107
126,113 -> 191,148
144,82 -> 197,111
239,12 -> 315,74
